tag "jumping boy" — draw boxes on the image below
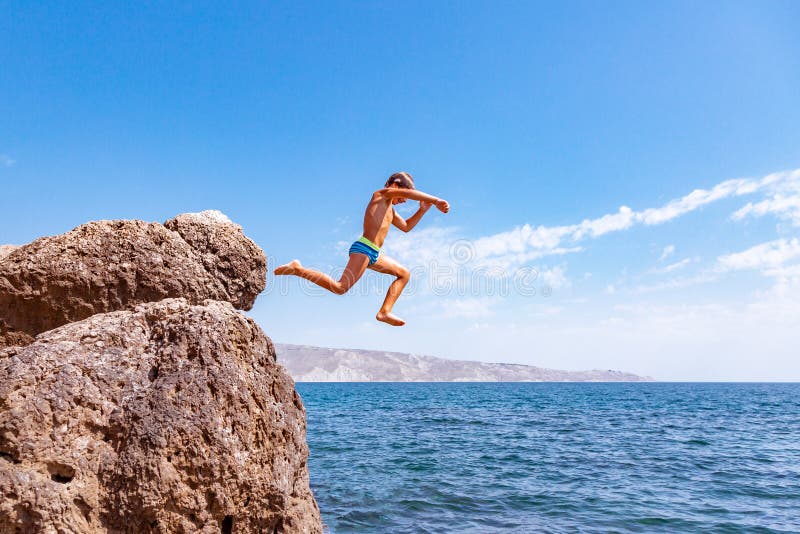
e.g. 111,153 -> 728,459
274,172 -> 450,326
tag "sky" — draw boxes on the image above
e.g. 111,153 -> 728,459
2,1 -> 800,380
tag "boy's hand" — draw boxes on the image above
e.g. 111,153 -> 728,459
435,199 -> 450,213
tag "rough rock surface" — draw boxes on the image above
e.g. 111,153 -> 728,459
0,245 -> 18,261
0,246 -> 34,347
0,212 -> 266,345
164,211 -> 266,311
0,327 -> 33,349
0,298 -> 321,533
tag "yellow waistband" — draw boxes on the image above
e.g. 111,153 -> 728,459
358,236 -> 380,252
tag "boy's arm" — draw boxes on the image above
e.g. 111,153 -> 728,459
392,203 -> 432,232
379,188 -> 450,213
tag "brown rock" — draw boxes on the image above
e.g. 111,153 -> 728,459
0,242 -> 27,346
0,212 -> 266,345
0,298 -> 321,533
0,326 -> 33,348
164,211 -> 267,311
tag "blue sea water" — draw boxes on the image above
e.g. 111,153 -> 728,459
297,383 -> 800,533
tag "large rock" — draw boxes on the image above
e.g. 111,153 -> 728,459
0,298 -> 321,533
0,211 -> 266,345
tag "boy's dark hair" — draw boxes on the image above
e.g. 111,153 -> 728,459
385,172 -> 415,189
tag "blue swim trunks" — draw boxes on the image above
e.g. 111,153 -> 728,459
349,236 -> 381,265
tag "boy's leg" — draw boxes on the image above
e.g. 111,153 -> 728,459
368,254 -> 410,326
275,254 -> 369,295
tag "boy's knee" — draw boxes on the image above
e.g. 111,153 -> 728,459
333,283 -> 350,295
398,268 -> 410,281
333,281 -> 354,295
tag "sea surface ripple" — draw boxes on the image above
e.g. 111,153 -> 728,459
297,382 -> 800,533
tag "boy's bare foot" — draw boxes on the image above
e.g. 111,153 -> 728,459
376,311 -> 405,326
275,259 -> 302,275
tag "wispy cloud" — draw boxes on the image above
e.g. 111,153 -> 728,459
659,245 -> 675,261
730,169 -> 800,226
635,174 -> 771,225
651,257 -> 693,274
733,196 -> 800,226
0,154 -> 14,167
716,238 -> 800,273
629,238 -> 800,294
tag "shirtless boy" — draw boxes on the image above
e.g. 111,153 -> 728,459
274,172 -> 450,326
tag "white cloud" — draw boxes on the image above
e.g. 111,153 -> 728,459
651,257 -> 693,274
633,239 -> 800,292
574,206 -> 635,238
472,247 -> 582,274
0,154 -> 14,167
636,176 -> 762,225
541,265 -> 569,289
733,196 -> 800,227
620,239 -> 800,294
763,263 -> 800,281
471,223 -> 575,260
731,169 -> 800,226
659,245 -> 675,261
717,238 -> 800,272
385,226 -> 461,267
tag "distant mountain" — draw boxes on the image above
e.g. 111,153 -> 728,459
275,344 -> 653,382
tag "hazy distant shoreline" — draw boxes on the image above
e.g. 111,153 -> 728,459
276,343 -> 653,382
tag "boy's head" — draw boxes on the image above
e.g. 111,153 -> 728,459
385,172 -> 415,204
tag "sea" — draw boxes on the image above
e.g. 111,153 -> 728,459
297,382 -> 800,533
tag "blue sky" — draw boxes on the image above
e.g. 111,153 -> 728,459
2,1 -> 800,380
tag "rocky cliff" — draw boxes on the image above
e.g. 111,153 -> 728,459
276,343 -> 652,382
0,213 -> 321,533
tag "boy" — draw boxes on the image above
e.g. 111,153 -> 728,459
274,172 -> 450,326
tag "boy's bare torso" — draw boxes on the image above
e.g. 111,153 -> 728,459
362,191 -> 394,247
